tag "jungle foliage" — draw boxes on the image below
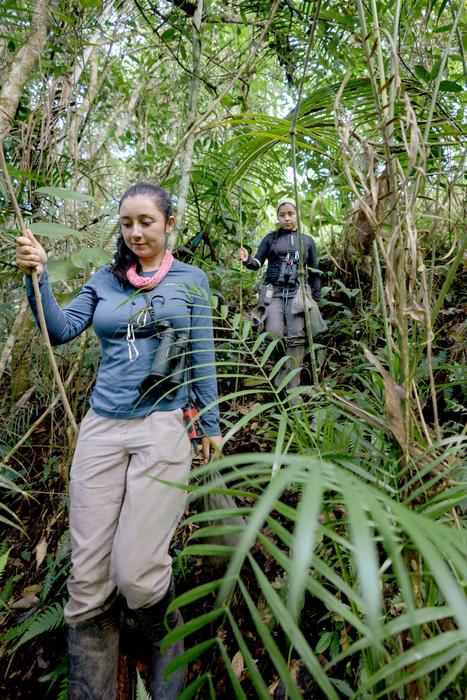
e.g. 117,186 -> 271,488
0,0 -> 466,698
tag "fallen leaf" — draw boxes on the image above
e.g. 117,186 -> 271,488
21,584 -> 42,597
36,648 -> 48,670
35,537 -> 48,570
289,658 -> 300,680
10,595 -> 39,610
268,677 -> 280,693
231,650 -> 244,679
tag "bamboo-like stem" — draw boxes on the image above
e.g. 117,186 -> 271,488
330,393 -> 391,436
173,0 -> 203,244
0,145 -> 78,437
422,1 -> 464,145
354,0 -> 410,467
289,0 -> 322,390
411,379 -> 433,447
372,239 -> 393,368
232,188 -> 243,409
419,266 -> 441,441
409,0 -> 464,212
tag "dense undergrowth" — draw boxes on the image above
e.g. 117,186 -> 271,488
0,252 -> 466,698
1,0 -> 466,698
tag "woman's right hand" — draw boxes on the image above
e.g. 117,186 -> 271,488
16,229 -> 47,277
237,247 -> 249,263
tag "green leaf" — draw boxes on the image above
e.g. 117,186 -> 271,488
218,641 -> 248,700
177,673 -> 210,700
51,10 -> 75,25
289,462 -> 323,617
47,260 -> 80,283
414,65 -> 431,82
342,474 -> 383,639
162,608 -> 225,647
272,413 -> 288,476
36,186 -> 96,202
71,247 -> 112,268
29,223 -> 84,240
79,0 -> 102,8
433,23 -> 453,33
429,57 -> 442,80
166,579 -> 222,613
6,164 -> 42,183
164,639 -> 217,676
315,631 -> 334,654
438,80 -> 464,92
161,28 -> 176,41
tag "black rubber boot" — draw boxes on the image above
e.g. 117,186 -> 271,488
67,604 -> 120,700
134,578 -> 186,700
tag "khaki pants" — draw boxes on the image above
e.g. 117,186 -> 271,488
65,408 -> 192,624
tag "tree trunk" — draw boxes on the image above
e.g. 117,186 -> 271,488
171,0 -> 204,247
0,0 -> 50,141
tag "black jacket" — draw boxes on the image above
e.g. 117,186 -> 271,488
243,228 -> 320,300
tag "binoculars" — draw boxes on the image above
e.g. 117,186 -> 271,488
139,321 -> 189,398
277,258 -> 298,286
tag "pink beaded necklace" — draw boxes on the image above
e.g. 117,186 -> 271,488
126,250 -> 174,289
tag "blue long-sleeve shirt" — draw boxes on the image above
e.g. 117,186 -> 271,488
25,262 -> 221,436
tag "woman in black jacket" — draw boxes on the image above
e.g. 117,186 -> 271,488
238,198 -> 320,392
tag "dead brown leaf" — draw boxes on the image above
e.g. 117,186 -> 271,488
364,347 -> 406,447
10,595 -> 39,610
21,584 -> 42,597
267,677 -> 280,694
231,650 -> 245,679
35,537 -> 48,570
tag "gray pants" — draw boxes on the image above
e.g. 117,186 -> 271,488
265,293 -> 305,347
65,408 -> 191,624
265,292 -> 305,389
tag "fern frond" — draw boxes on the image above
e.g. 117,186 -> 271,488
56,676 -> 68,700
136,670 -> 152,700
15,601 -> 65,649
0,547 -> 10,579
1,611 -> 39,643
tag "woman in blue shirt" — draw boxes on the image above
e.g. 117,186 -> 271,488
16,182 -> 222,699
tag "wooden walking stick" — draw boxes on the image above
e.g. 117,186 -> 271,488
0,145 -> 78,438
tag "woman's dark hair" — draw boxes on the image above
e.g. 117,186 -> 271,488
110,183 -> 173,284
